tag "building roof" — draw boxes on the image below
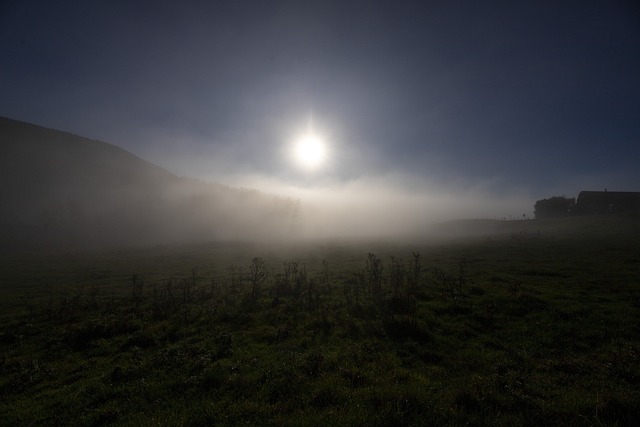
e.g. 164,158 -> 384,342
575,191 -> 640,214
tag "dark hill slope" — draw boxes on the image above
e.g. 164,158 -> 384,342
0,117 -> 298,250
1,117 -> 175,210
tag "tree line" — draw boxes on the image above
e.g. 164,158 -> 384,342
533,196 -> 575,219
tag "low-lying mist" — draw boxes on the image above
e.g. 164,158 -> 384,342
2,171 -> 533,252
225,173 -> 534,241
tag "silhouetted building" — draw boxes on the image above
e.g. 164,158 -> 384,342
574,190 -> 640,215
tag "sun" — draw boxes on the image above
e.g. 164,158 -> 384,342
294,133 -> 326,169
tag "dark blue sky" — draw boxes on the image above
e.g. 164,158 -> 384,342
2,0 -> 639,200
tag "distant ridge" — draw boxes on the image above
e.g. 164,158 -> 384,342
0,116 -> 176,196
0,116 -> 299,250
0,116 -> 168,168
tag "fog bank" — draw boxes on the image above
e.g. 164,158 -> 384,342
227,173 -> 533,240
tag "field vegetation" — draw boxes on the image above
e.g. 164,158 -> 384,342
1,216 -> 639,426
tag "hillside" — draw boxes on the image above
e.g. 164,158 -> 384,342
0,117 -> 299,250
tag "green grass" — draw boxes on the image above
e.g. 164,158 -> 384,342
1,216 -> 639,426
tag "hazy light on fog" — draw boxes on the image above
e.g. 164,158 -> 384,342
227,172 -> 535,240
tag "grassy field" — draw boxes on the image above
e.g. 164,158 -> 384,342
1,216 -> 639,426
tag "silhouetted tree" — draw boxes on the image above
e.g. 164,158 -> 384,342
249,257 -> 267,297
534,196 -> 575,219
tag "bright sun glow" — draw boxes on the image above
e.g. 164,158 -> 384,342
294,133 -> 326,169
